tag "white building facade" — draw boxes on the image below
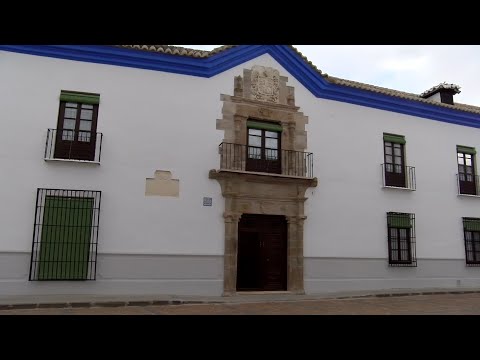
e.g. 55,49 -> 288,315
1,45 -> 480,297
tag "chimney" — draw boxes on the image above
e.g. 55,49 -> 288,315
420,82 -> 461,105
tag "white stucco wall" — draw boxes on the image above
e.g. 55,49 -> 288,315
1,49 -> 480,263
425,92 -> 442,103
0,51 -> 289,256
296,98 -> 480,260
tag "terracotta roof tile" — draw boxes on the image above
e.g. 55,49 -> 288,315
118,45 -> 236,58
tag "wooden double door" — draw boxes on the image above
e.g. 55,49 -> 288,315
384,141 -> 406,187
236,214 -> 287,291
54,102 -> 98,161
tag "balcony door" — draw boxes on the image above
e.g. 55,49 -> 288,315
458,151 -> 476,195
246,124 -> 281,174
384,141 -> 406,187
54,101 -> 98,161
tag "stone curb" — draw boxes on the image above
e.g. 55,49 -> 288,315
0,299 -> 213,311
1,290 -> 480,311
334,289 -> 480,300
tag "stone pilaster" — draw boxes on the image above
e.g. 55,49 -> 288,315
286,215 -> 306,294
223,212 -> 242,296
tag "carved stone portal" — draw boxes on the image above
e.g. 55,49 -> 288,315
210,170 -> 317,295
210,66 -> 317,295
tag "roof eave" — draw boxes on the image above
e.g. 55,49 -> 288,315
1,44 -> 480,127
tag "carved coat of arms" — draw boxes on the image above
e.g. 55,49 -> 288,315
251,66 -> 280,103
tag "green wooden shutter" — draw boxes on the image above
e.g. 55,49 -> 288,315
247,120 -> 283,132
60,91 -> 100,105
457,145 -> 476,155
388,213 -> 412,228
38,196 -> 93,280
464,218 -> 480,231
383,133 -> 406,145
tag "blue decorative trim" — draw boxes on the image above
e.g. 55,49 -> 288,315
2,45 -> 480,128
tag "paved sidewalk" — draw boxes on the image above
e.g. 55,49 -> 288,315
2,291 -> 480,315
1,287 -> 480,312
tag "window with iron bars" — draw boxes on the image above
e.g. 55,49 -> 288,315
387,212 -> 416,267
29,188 -> 102,281
462,218 -> 480,266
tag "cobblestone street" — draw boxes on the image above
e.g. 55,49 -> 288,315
1,292 -> 480,315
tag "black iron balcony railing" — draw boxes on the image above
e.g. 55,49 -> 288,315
381,164 -> 416,190
219,142 -> 314,178
457,174 -> 480,196
45,129 -> 103,163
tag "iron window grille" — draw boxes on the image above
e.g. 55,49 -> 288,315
462,217 -> 480,266
29,188 -> 102,281
387,212 -> 417,267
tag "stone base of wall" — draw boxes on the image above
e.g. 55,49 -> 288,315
305,257 -> 480,294
2,252 -> 480,297
0,252 -> 223,296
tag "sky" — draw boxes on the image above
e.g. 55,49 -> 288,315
177,45 -> 480,107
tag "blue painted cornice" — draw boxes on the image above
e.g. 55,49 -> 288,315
2,44 -> 480,128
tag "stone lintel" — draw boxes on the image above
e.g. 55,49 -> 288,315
209,169 -> 318,189
226,95 -> 300,111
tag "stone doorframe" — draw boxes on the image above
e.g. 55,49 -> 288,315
210,65 -> 317,295
210,170 -> 317,295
